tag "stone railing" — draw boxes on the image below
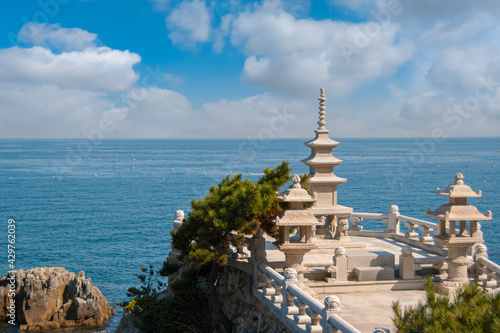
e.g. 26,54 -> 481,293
349,205 -> 445,253
256,263 -> 361,333
398,246 -> 446,280
474,245 -> 500,289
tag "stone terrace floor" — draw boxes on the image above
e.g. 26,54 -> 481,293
263,235 -> 438,332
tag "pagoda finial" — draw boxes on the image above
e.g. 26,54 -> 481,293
318,88 -> 327,130
454,173 -> 464,185
292,175 -> 301,188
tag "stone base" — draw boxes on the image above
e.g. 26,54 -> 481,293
353,266 -> 395,282
434,280 -> 468,295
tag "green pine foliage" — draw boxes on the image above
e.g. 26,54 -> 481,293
393,279 -> 500,333
171,161 -> 291,266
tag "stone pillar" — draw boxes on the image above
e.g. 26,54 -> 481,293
248,229 -> 268,288
282,268 -> 299,316
322,295 -> 341,333
446,244 -> 471,285
399,246 -> 416,280
172,210 -> 184,233
335,247 -> 348,282
385,205 -> 400,234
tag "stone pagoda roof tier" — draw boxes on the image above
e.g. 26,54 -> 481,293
426,204 -> 492,221
301,154 -> 344,167
308,174 -> 347,185
274,210 -> 322,226
436,173 -> 482,198
304,131 -> 341,149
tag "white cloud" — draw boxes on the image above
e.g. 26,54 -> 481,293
0,46 -> 140,92
166,0 -> 211,47
230,2 -> 412,97
18,23 -> 98,51
0,83 -> 112,138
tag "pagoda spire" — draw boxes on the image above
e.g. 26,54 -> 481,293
318,87 -> 327,130
301,88 -> 352,239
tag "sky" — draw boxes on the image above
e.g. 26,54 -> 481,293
0,0 -> 499,138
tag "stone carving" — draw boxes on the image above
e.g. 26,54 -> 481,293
390,205 -> 399,213
284,268 -> 298,283
401,246 -> 413,257
324,295 -> 341,311
335,247 -> 346,257
173,210 -> 185,233
0,267 -> 113,331
175,210 -> 185,219
476,244 -> 487,255
338,218 -> 349,237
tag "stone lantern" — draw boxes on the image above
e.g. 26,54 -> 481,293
426,173 -> 492,293
302,88 -> 352,239
273,175 -> 321,283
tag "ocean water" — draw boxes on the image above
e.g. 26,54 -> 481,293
0,137 -> 499,332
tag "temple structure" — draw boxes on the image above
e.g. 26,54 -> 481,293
169,88 -> 498,333
302,88 -> 352,239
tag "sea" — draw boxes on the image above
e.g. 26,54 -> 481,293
0,137 -> 499,332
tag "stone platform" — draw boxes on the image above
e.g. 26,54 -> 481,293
261,234 -> 442,332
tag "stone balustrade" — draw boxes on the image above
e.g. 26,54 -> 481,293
474,245 -> 500,289
256,263 -> 361,333
349,206 -> 446,254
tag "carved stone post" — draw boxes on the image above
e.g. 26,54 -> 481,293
172,210 -> 184,233
322,295 -> 341,333
326,247 -> 347,283
282,268 -> 299,316
399,246 -> 418,280
385,205 -> 400,233
248,229 -> 268,288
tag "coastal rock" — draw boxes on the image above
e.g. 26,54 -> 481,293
0,267 -> 114,331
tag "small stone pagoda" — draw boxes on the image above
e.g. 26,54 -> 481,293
302,88 -> 352,239
273,175 -> 321,283
426,173 -> 492,293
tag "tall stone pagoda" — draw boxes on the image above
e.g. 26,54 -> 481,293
301,88 -> 352,239
273,175 -> 321,283
426,173 -> 492,293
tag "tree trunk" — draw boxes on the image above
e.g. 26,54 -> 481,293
207,264 -> 233,333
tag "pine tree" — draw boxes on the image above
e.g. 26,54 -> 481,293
393,279 -> 500,333
172,160 -> 291,266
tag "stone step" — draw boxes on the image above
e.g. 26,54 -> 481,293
346,250 -> 395,270
305,268 -> 329,281
353,266 -> 395,281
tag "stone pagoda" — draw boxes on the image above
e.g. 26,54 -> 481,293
426,173 -> 492,293
273,175 -> 321,283
302,88 -> 352,239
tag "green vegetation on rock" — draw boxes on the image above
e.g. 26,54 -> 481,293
393,279 -> 500,333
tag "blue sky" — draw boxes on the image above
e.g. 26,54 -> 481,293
0,0 -> 499,138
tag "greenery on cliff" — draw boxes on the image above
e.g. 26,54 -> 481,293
393,279 -> 500,333
124,161 -> 296,332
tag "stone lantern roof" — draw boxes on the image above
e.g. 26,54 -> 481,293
275,175 -> 320,227
278,175 -> 315,203
435,173 -> 482,198
426,173 -> 492,221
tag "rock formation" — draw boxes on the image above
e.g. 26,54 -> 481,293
0,267 -> 114,331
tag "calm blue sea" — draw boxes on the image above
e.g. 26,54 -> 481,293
0,137 -> 499,332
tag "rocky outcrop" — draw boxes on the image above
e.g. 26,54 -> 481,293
0,267 -> 114,331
